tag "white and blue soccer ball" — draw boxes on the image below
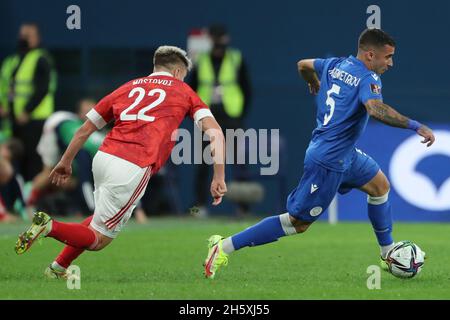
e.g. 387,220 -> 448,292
386,241 -> 425,279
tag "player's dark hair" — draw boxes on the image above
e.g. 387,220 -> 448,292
358,29 -> 395,50
153,46 -> 192,71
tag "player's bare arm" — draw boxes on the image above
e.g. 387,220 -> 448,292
49,120 -> 98,186
297,59 -> 320,95
199,116 -> 227,205
364,98 -> 435,147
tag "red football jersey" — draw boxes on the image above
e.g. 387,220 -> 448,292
86,71 -> 213,172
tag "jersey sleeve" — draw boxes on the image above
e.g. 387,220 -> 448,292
359,73 -> 383,104
86,92 -> 115,129
187,85 -> 214,126
313,58 -> 326,78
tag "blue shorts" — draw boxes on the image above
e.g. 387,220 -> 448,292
286,148 -> 380,222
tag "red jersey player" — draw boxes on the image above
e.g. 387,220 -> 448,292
14,46 -> 227,278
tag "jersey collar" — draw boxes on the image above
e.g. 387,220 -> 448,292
349,55 -> 368,70
148,71 -> 174,77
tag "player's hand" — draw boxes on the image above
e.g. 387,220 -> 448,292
417,125 -> 435,147
308,81 -> 320,95
211,178 -> 227,206
49,161 -> 72,187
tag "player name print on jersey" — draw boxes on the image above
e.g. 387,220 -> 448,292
132,78 -> 174,86
328,67 -> 361,87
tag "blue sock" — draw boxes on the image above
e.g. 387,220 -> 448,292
231,215 -> 291,250
367,193 -> 393,246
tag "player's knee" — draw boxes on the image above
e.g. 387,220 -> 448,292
87,231 -> 113,251
382,179 -> 391,194
295,224 -> 310,233
89,241 -> 104,251
364,170 -> 391,197
89,239 -> 111,251
372,178 -> 390,197
289,215 -> 312,234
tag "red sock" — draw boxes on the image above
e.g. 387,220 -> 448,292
48,216 -> 97,249
55,216 -> 93,269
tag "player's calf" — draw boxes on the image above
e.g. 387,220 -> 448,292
204,213 -> 307,278
45,230 -> 112,280
221,213 -> 307,254
360,170 -> 394,259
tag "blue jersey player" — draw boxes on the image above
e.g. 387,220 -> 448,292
203,29 -> 435,279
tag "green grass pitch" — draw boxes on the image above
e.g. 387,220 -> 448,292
1,217 -> 450,299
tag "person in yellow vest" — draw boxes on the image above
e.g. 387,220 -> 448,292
0,23 -> 57,181
190,24 -> 251,216
0,55 -> 18,140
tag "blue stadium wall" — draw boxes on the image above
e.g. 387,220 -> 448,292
1,0 -> 449,220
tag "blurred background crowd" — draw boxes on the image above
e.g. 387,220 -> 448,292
0,20 -> 262,223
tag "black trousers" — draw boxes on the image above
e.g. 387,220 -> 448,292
13,119 -> 44,181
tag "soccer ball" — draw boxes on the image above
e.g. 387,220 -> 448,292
386,241 -> 425,279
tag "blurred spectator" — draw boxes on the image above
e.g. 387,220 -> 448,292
189,24 -> 252,216
0,22 -> 57,181
0,144 -> 13,185
28,98 -> 103,217
0,138 -> 25,223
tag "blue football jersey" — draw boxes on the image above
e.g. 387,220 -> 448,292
305,55 -> 383,172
